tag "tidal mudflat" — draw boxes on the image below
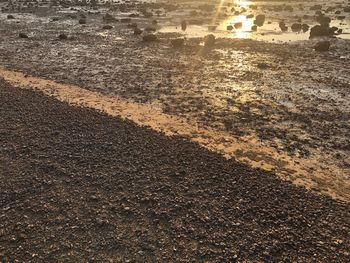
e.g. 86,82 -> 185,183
0,1 -> 350,261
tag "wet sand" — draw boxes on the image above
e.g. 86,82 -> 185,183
0,0 -> 349,201
1,79 -> 349,262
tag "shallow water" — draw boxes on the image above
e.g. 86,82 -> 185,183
158,0 -> 350,42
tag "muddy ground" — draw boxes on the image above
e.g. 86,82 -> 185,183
0,0 -> 349,200
1,79 -> 350,262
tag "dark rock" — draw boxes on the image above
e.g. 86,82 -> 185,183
181,20 -> 187,31
58,33 -> 68,40
134,28 -> 142,35
227,25 -> 233,31
79,18 -> 86,24
301,24 -> 310,32
279,21 -> 288,32
7,14 -> 14,19
204,34 -> 215,47
337,16 -> 346,20
310,25 -> 336,38
102,25 -> 113,30
291,23 -> 302,32
316,15 -> 331,26
251,25 -> 257,32
254,14 -> 265,27
234,22 -> 242,29
257,63 -> 269,69
18,33 -> 28,38
344,7 -> 350,13
314,41 -> 330,52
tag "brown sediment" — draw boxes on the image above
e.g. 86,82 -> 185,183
1,67 -> 349,202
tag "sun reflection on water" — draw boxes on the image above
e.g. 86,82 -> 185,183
236,0 -> 252,9
223,15 -> 254,39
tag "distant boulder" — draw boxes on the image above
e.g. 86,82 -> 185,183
134,28 -> 142,35
279,21 -> 288,31
314,41 -> 330,52
102,25 -> 113,30
254,14 -> 265,27
181,20 -> 187,31
58,33 -> 68,40
310,25 -> 336,38
291,23 -> 302,32
301,24 -> 310,32
234,22 -> 242,29
204,34 -> 215,47
18,33 -> 28,38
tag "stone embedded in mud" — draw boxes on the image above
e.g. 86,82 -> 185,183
7,14 -> 14,19
171,38 -> 184,48
181,20 -> 187,31
279,21 -> 288,32
204,34 -> 215,47
314,41 -> 331,52
134,28 -> 142,35
234,22 -> 242,29
310,25 -> 336,38
291,23 -> 302,32
251,25 -> 257,32
257,63 -> 269,69
58,34 -> 68,40
79,18 -> 86,25
142,34 -> 157,42
301,24 -> 310,32
102,25 -> 113,30
316,15 -> 331,27
18,33 -> 28,38
227,25 -> 233,31
254,14 -> 265,27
